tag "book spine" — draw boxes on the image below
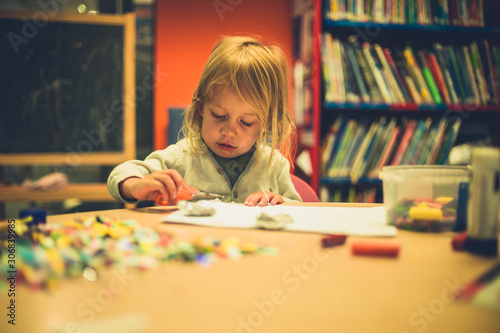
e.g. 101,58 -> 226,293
350,121 -> 378,179
478,0 -> 484,27
367,117 -> 397,176
403,46 -> 433,104
374,44 -> 405,104
322,116 -> 343,173
463,45 -> 482,104
482,39 -> 500,104
449,0 -> 459,26
426,51 -> 451,104
345,44 -> 370,103
362,42 -> 394,104
396,58 -> 422,104
324,116 -> 348,173
383,47 -> 413,103
470,41 -> 490,104
371,124 -> 400,176
418,50 -> 443,104
338,121 -> 365,176
409,117 -> 432,165
345,43 -> 371,103
328,119 -> 356,177
391,119 -> 417,165
321,36 -> 335,103
428,117 -> 447,164
342,41 -> 362,104
400,118 -> 425,165
348,36 -> 383,103
357,117 -> 387,178
459,46 -> 479,104
446,45 -> 467,103
433,44 -> 459,104
438,117 -> 462,164
335,38 -> 347,103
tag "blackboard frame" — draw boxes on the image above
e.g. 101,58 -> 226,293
0,11 -> 136,166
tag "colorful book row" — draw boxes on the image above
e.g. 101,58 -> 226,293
320,185 -> 381,203
322,32 -> 500,106
326,0 -> 485,27
321,115 -> 462,180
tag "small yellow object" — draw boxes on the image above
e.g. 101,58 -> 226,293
409,206 -> 443,220
240,242 -> 258,253
434,197 -> 454,204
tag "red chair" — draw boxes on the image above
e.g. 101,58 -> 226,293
290,174 -> 320,202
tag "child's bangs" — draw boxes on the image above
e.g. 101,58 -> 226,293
228,62 -> 272,118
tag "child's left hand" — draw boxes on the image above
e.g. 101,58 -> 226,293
244,192 -> 284,207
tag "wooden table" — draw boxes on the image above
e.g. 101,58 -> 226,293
2,204 -> 499,333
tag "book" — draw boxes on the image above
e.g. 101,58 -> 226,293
350,120 -> 378,179
417,49 -> 443,104
344,42 -> 370,103
347,35 -> 383,103
403,46 -> 434,104
362,42 -> 393,104
369,120 -> 401,177
327,118 -> 357,177
437,117 -> 462,164
390,119 -> 417,165
341,40 -> 362,103
323,33 -> 342,103
396,57 -> 422,104
338,119 -> 369,177
409,117 -> 433,165
356,117 -> 387,178
433,43 -> 460,104
482,39 -> 500,104
446,45 -> 467,103
366,117 -> 397,176
417,122 -> 438,165
374,44 -> 405,104
321,38 -> 335,103
321,116 -> 345,173
462,45 -> 481,104
383,46 -> 413,103
426,50 -> 451,104
427,117 -> 448,164
470,41 -> 490,104
400,118 -> 426,165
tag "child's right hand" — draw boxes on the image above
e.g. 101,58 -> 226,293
119,169 -> 187,205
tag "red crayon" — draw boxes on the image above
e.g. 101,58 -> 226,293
351,241 -> 400,258
321,234 -> 347,248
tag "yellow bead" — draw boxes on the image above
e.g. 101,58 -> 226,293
434,197 -> 454,204
408,206 -> 443,220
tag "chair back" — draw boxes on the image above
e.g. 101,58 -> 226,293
290,174 -> 320,202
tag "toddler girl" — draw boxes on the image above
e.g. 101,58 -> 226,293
108,36 -> 302,206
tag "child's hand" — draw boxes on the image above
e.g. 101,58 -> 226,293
119,170 -> 187,204
244,192 -> 284,207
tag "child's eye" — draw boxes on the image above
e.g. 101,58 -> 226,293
211,112 -> 225,120
241,120 -> 255,128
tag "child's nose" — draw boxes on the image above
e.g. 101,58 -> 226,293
221,121 -> 237,137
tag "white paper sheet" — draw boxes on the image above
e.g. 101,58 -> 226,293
160,202 -> 397,237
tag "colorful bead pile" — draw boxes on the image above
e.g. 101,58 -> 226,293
0,215 -> 277,289
386,197 -> 458,232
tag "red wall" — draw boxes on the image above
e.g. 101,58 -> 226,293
154,0 -> 293,150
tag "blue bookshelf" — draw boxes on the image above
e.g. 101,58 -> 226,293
313,0 -> 500,203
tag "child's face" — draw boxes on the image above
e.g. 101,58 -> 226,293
199,85 -> 260,159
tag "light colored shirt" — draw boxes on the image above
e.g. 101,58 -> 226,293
107,139 -> 302,204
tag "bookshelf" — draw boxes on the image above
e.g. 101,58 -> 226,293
292,0 -> 500,202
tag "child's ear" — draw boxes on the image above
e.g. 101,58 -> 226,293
198,105 -> 203,117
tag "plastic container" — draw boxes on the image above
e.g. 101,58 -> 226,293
379,165 -> 471,232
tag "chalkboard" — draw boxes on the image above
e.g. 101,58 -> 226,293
0,11 -> 136,165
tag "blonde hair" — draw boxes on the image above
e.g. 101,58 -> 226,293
181,35 -> 295,165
